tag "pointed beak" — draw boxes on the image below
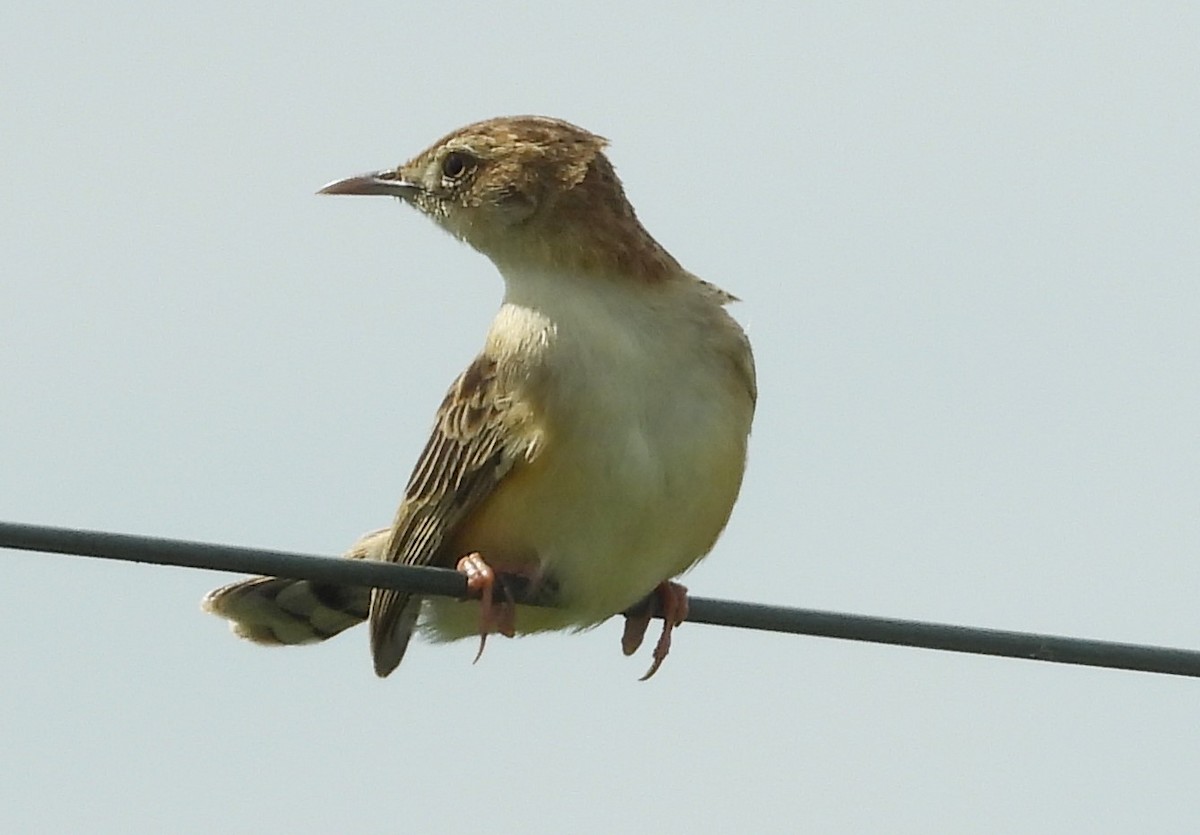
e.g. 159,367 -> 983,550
317,169 -> 420,198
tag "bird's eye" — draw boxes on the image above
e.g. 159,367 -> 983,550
441,151 -> 473,182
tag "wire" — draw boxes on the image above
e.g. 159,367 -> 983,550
4,519 -> 1198,679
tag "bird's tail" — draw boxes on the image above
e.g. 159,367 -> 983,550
201,528 -> 389,646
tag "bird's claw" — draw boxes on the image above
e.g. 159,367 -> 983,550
622,581 -> 689,681
456,552 -> 516,664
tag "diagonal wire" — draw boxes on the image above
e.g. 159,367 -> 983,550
3,519 -> 1199,679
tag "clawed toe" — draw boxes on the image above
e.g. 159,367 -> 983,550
622,581 -> 689,681
456,553 -> 519,663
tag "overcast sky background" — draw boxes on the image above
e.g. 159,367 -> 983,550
3,4 -> 1198,833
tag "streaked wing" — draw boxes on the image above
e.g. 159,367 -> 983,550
370,354 -> 539,676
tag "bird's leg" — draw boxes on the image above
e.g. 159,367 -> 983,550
621,603 -> 652,657
640,581 -> 689,681
621,581 -> 689,681
456,552 -> 517,664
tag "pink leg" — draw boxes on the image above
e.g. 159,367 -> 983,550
622,609 -> 651,657
622,581 -> 690,681
456,553 -> 516,664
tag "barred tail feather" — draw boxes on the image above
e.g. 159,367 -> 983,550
201,528 -> 388,647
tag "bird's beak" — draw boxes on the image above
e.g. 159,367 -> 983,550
317,169 -> 420,198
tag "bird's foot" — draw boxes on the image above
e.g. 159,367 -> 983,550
456,552 -> 517,664
622,581 -> 689,681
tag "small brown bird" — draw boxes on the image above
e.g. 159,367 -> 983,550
203,116 -> 756,679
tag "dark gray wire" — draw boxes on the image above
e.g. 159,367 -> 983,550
4,520 -> 1198,679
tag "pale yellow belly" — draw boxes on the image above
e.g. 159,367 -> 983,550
422,397 -> 750,642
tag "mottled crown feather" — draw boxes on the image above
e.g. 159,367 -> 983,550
395,116 -> 679,280
429,115 -> 608,196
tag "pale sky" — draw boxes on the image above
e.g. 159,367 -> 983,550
4,4 -> 1199,833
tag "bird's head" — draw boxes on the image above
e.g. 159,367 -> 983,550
320,115 -> 676,279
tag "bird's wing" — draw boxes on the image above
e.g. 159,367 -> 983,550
370,353 -> 541,676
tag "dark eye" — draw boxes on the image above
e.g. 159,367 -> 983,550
441,151 -> 473,181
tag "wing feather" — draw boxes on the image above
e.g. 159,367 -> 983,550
369,354 -> 537,676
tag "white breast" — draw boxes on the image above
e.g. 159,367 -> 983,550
424,266 -> 754,639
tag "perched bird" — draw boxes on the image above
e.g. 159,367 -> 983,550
203,116 -> 756,679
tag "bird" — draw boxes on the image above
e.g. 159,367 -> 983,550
202,115 -> 756,679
